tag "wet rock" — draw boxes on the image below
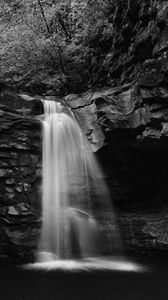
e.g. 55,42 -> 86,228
3,226 -> 40,263
66,82 -> 168,151
119,213 -> 168,255
0,90 -> 42,115
7,206 -> 20,216
0,89 -> 42,262
6,178 -> 15,185
0,169 -> 8,177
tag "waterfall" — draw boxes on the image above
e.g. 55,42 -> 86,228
37,100 -> 121,262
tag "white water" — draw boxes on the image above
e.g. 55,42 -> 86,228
37,100 -> 121,261
27,257 -> 146,273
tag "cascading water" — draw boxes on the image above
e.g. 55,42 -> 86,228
37,100 -> 121,262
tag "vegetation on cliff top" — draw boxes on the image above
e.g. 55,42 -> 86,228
0,0 -> 117,94
0,0 -> 163,95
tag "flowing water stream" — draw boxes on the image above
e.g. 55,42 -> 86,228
37,100 -> 121,261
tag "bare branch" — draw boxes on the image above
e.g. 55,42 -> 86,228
36,0 -> 65,73
37,0 -> 51,34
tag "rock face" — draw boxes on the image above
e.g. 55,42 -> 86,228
63,0 -> 168,255
120,213 -> 168,255
0,89 -> 42,263
65,65 -> 168,255
98,0 -> 168,89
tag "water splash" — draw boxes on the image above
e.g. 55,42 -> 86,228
37,100 -> 121,261
27,257 -> 146,273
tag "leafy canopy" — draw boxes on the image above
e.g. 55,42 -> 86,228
0,0 -> 115,94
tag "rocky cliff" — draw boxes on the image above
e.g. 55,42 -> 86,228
64,0 -> 168,255
66,83 -> 168,256
0,89 -> 42,263
1,79 -> 168,262
86,0 -> 168,90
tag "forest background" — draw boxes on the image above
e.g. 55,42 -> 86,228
0,0 -> 117,95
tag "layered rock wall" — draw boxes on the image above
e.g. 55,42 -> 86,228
65,83 -> 168,255
0,90 -> 42,263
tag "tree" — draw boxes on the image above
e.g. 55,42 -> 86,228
0,0 -> 116,94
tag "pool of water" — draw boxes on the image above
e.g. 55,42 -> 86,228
0,257 -> 168,300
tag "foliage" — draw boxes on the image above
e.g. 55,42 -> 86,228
0,0 -> 117,94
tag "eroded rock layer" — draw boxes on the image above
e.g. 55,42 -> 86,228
65,83 -> 168,255
0,90 -> 42,263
